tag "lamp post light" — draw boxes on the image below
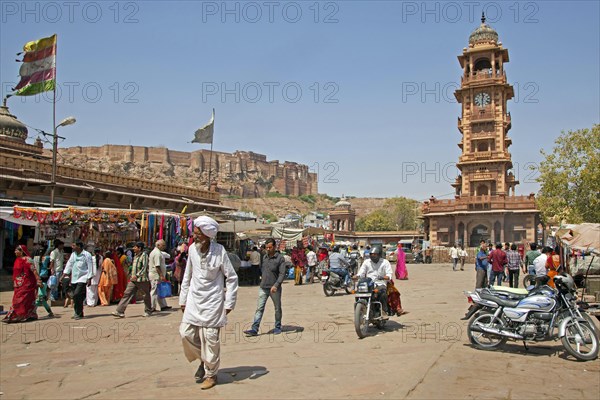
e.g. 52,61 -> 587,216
50,116 -> 76,208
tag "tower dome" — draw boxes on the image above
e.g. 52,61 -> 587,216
469,13 -> 498,46
335,196 -> 351,208
0,102 -> 28,142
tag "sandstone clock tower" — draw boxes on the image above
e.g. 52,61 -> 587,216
454,13 -> 517,200
422,15 -> 539,247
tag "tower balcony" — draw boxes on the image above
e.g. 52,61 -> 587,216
470,109 -> 494,121
458,150 -> 512,163
461,70 -> 506,85
458,117 -> 463,133
422,194 -> 537,215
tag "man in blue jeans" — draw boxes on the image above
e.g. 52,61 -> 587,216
244,238 -> 286,336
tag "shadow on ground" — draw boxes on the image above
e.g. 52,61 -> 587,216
217,366 -> 269,383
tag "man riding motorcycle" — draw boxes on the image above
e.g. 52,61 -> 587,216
329,245 -> 351,287
354,245 -> 393,315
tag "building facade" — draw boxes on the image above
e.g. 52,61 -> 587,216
422,16 -> 540,247
0,102 -> 229,213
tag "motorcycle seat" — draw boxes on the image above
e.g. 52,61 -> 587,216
480,291 -> 520,308
490,286 -> 528,296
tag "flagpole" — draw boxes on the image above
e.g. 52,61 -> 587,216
50,34 -> 58,208
207,108 -> 214,191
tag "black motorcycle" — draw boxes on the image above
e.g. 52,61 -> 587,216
321,268 -> 353,296
353,278 -> 388,338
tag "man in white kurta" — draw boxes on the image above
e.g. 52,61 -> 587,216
179,216 -> 238,390
86,248 -> 103,306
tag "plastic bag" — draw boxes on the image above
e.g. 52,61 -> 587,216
157,281 -> 172,298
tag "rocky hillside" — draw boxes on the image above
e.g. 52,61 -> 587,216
220,196 -> 388,220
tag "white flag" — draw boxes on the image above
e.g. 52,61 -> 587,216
192,111 -> 214,144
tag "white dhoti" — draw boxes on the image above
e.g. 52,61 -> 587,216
180,323 -> 221,378
86,284 -> 98,306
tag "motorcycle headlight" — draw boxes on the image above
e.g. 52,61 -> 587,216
357,283 -> 369,293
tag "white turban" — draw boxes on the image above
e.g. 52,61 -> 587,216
194,216 -> 219,238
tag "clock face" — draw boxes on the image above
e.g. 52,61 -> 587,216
474,92 -> 491,107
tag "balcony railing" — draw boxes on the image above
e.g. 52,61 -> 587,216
462,70 -> 506,85
471,109 -> 494,121
422,194 -> 537,214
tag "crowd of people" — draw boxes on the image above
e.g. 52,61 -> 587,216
473,240 -> 563,289
3,225 -> 414,390
1,237 -> 190,323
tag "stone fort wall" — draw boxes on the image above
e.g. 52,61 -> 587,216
58,145 -> 318,198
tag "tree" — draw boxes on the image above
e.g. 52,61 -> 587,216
536,124 -> 600,224
356,197 -> 420,231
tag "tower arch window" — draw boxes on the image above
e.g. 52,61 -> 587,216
476,184 -> 489,196
473,58 -> 492,76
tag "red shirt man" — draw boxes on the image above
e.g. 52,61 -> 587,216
488,244 -> 508,272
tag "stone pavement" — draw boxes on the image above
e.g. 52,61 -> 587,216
1,264 -> 599,399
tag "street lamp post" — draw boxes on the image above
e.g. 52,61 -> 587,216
50,116 -> 76,208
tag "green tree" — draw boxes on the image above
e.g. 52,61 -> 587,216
356,209 -> 393,231
383,197 -> 420,230
355,197 -> 420,231
536,124 -> 600,224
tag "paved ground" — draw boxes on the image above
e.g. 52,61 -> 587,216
1,263 -> 599,399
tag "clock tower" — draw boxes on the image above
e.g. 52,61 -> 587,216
454,13 -> 517,199
422,15 -> 539,247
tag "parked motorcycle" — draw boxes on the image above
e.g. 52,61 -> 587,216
464,274 -> 599,361
353,277 -> 389,338
321,268 -> 353,296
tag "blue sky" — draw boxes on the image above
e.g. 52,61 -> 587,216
1,1 -> 599,200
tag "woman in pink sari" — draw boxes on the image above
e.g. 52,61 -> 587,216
3,245 -> 42,323
395,244 -> 408,280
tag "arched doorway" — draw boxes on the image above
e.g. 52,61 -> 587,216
470,224 -> 489,246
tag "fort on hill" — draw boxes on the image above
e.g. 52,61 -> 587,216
56,145 -> 318,198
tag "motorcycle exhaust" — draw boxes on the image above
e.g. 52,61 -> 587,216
470,324 -> 524,340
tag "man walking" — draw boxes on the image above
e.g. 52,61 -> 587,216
112,242 -> 153,318
179,216 -> 238,390
249,246 -> 261,285
49,239 -> 64,301
305,245 -> 317,284
244,238 -> 286,336
475,242 -> 489,289
449,244 -> 459,271
149,239 -> 171,312
63,241 -> 94,319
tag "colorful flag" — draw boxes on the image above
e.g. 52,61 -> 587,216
13,34 -> 57,96
192,110 -> 214,144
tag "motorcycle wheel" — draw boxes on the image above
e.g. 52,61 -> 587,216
323,283 -> 336,297
354,302 -> 369,339
561,320 -> 599,361
467,312 -> 507,350
523,274 -> 536,287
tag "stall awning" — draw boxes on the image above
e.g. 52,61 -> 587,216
0,207 -> 38,227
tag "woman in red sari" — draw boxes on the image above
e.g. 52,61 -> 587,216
3,245 -> 42,323
111,250 -> 127,302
